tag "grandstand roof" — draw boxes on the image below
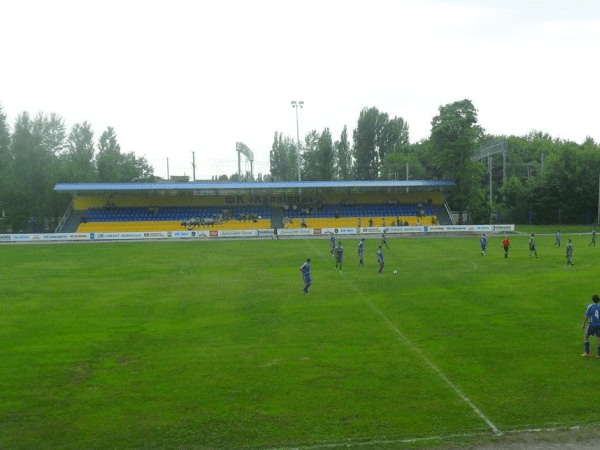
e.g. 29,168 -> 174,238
54,180 -> 455,195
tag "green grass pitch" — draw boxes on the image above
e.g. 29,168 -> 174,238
1,232 -> 599,449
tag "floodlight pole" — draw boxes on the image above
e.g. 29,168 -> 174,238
291,100 -> 304,182
192,152 -> 196,181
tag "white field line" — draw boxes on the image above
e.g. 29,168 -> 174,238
265,432 -> 488,450
304,239 -> 502,436
362,296 -> 502,435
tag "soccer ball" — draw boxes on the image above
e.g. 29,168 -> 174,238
393,270 -> 398,274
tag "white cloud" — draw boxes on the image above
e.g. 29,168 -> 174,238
1,0 -> 599,179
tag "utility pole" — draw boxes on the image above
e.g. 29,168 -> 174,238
192,152 -> 196,181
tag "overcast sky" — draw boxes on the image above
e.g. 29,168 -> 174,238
1,0 -> 599,180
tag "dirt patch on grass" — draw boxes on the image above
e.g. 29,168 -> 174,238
432,426 -> 600,450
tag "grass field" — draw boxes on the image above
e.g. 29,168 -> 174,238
2,230 -> 600,449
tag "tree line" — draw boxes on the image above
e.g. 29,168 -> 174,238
0,105 -> 153,232
2,98 -> 599,232
270,99 -> 600,225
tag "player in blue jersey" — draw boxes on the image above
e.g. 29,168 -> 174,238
357,238 -> 365,267
329,234 -> 336,256
335,241 -> 344,271
300,257 -> 312,295
480,233 -> 487,256
377,245 -> 384,273
581,294 -> 600,357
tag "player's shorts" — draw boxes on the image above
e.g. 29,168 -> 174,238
586,325 -> 600,337
304,275 -> 312,284
529,244 -> 536,250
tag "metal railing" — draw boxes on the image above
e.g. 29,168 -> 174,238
54,201 -> 73,233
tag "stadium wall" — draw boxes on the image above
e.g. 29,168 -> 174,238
0,224 -> 515,243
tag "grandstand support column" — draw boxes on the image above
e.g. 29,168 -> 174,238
291,100 -> 304,181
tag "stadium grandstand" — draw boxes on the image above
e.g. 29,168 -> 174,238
53,180 -> 456,233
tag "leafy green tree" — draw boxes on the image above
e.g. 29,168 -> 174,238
300,130 -> 320,180
96,127 -> 153,181
35,112 -> 67,156
414,139 -> 444,180
381,151 -> 427,181
269,132 -> 298,181
316,128 -> 335,180
31,112 -> 68,227
352,107 -> 382,180
96,127 -> 121,181
121,150 -> 153,181
10,113 -> 38,229
498,175 -> 527,210
0,104 -> 13,231
380,116 -> 410,157
352,107 -> 410,180
505,132 -> 554,182
62,121 -> 96,182
430,99 -> 484,223
8,112 -> 65,230
301,129 -> 335,181
335,125 -> 352,180
539,140 -> 600,223
380,120 -> 421,181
